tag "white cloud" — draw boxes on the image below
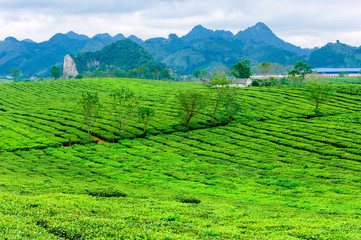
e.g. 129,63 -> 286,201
1,0 -> 361,48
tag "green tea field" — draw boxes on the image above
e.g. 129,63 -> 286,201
1,78 -> 361,239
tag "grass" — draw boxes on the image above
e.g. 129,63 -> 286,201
1,77 -> 361,238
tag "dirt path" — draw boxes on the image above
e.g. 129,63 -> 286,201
92,135 -> 107,144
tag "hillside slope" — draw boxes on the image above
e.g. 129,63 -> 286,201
1,78 -> 361,238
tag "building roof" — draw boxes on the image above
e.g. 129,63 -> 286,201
312,68 -> 361,73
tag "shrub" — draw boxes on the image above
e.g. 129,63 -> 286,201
75,74 -> 84,79
87,189 -> 127,198
177,196 -> 201,204
252,79 -> 261,86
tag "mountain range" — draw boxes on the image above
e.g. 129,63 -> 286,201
1,22 -> 361,77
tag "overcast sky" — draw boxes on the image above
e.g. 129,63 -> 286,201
1,0 -> 361,48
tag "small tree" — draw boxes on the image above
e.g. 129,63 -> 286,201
78,92 -> 102,143
138,106 -> 155,135
136,65 -> 148,79
176,90 -> 204,128
223,87 -> 240,124
209,73 -> 231,123
193,69 -> 201,79
94,70 -> 106,87
8,67 -> 22,81
306,80 -> 333,117
161,69 -> 171,80
230,60 -> 252,79
199,69 -> 209,85
106,65 -> 117,78
50,66 -> 61,80
75,74 -> 84,79
151,69 -> 160,80
288,61 -> 312,85
110,87 -> 138,135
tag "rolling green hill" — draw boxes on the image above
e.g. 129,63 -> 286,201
1,78 -> 361,238
308,41 -> 361,67
72,39 -> 167,75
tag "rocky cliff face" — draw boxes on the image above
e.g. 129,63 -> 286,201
63,55 -> 79,77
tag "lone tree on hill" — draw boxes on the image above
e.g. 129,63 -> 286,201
306,79 -> 333,117
50,66 -> 61,80
176,90 -> 204,128
209,73 -> 232,123
223,87 -> 240,124
110,87 -> 138,136
230,60 -> 252,79
138,106 -> 155,135
94,70 -> 106,87
78,92 -> 102,143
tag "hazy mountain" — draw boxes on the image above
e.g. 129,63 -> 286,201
0,33 -> 130,76
128,35 -> 143,45
1,22 -> 360,77
235,22 -> 314,56
65,31 -> 90,41
141,22 -> 310,74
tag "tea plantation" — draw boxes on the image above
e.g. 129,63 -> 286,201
1,78 -> 361,239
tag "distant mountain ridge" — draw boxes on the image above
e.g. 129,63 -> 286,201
141,23 -> 315,73
0,31 -> 130,76
1,23 -> 361,76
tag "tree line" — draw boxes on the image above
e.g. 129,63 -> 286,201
78,78 -> 242,143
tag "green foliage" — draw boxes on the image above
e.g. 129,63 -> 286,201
306,79 -> 333,117
3,78 -> 361,238
7,67 -> 22,81
193,69 -> 201,78
73,39 -> 168,79
261,77 -> 281,87
160,68 -> 171,80
256,62 -> 272,75
177,196 -> 201,204
222,87 -> 240,124
78,92 -> 102,142
150,68 -> 160,80
209,73 -> 232,122
75,74 -> 83,79
110,87 -> 138,136
138,106 -> 155,134
230,60 -> 252,78
87,189 -> 127,198
50,66 -> 61,80
288,61 -> 312,80
339,71 -> 348,77
199,69 -> 209,85
176,90 -> 205,128
251,79 -> 261,86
